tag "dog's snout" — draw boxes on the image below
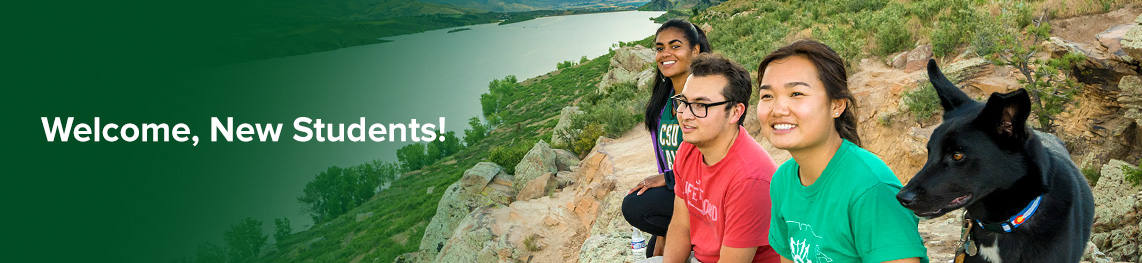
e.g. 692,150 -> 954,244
896,188 -> 921,207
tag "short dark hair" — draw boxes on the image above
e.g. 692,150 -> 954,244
757,39 -> 861,146
689,52 -> 751,126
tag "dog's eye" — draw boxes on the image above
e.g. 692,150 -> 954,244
952,153 -> 965,161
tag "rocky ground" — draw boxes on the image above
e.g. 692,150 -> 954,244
397,7 -> 1142,263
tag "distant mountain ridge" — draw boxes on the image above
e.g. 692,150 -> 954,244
637,0 -> 721,11
419,0 -> 650,12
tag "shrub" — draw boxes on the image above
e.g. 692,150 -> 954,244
901,82 -> 940,124
573,124 -> 605,156
874,18 -> 912,56
489,142 -> 531,174
523,234 -> 541,252
930,20 -> 962,57
1082,165 -> 1100,186
1124,160 -> 1142,187
557,60 -> 575,70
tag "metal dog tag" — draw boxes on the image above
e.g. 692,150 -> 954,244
964,239 -> 978,256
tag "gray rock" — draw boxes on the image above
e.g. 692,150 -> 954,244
1044,37 -> 1138,86
419,162 -> 514,259
599,46 -> 656,92
944,57 -> 992,84
460,162 -> 503,191
513,140 -> 559,192
1089,159 -> 1142,262
552,107 -> 583,147
1122,15 -> 1142,62
516,172 -> 557,201
1098,24 -> 1136,58
904,45 -> 933,72
578,233 -> 636,263
1120,76 -> 1142,127
554,148 -> 580,171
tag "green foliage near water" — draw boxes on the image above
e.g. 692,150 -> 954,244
298,161 -> 401,224
273,218 -> 292,249
223,217 -> 268,262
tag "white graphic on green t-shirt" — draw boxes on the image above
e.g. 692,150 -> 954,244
787,221 -> 832,263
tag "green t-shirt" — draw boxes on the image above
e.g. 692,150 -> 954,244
657,98 -> 681,170
768,139 -> 928,263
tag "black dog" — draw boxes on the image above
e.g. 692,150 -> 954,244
896,59 -> 1094,262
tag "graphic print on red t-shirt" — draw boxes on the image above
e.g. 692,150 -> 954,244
673,128 -> 780,263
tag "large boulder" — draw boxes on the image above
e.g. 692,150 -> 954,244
1045,37 -> 1138,86
418,162 -> 515,259
552,106 -> 583,147
1098,23 -> 1136,59
514,140 -> 560,192
1090,159 -> 1142,263
904,44 -> 933,72
599,46 -> 656,92
516,172 -> 558,201
1121,14 -> 1142,62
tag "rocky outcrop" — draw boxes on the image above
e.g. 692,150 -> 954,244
1121,75 -> 1142,127
891,44 -> 932,72
1090,159 -> 1142,263
517,172 -> 558,201
1121,14 -> 1142,62
432,137 -> 620,263
1045,37 -> 1138,86
944,57 -> 993,84
514,140 -> 560,192
552,106 -> 583,147
599,46 -> 656,92
417,162 -> 515,259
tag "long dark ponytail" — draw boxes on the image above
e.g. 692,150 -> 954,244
643,19 -> 712,133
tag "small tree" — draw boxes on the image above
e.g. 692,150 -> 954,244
463,117 -> 488,146
223,217 -> 267,262
194,243 -> 226,263
987,9 -> 1084,132
273,217 -> 292,249
396,143 -> 429,171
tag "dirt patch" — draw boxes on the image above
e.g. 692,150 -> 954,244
1052,4 -> 1142,47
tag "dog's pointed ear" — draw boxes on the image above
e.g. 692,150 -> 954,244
927,59 -> 973,117
974,89 -> 1032,141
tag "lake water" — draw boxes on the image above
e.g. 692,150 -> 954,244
162,10 -> 664,259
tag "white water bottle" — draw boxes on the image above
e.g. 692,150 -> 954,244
630,227 -> 647,259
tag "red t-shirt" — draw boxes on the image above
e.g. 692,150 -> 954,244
674,128 -> 779,263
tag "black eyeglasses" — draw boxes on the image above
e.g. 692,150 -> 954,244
671,95 -> 734,118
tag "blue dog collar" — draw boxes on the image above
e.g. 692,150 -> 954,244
974,195 -> 1044,232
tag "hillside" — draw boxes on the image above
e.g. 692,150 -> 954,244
195,0 -> 1142,262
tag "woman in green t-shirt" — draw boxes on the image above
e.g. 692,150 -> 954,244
621,19 -> 711,258
754,39 -> 929,263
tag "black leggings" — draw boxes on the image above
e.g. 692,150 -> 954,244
621,186 -> 674,257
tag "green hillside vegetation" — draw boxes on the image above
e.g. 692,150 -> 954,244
174,42 -> 653,262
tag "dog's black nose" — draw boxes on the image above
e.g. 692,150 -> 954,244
897,190 -> 918,207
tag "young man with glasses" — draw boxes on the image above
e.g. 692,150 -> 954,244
656,53 -> 780,263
